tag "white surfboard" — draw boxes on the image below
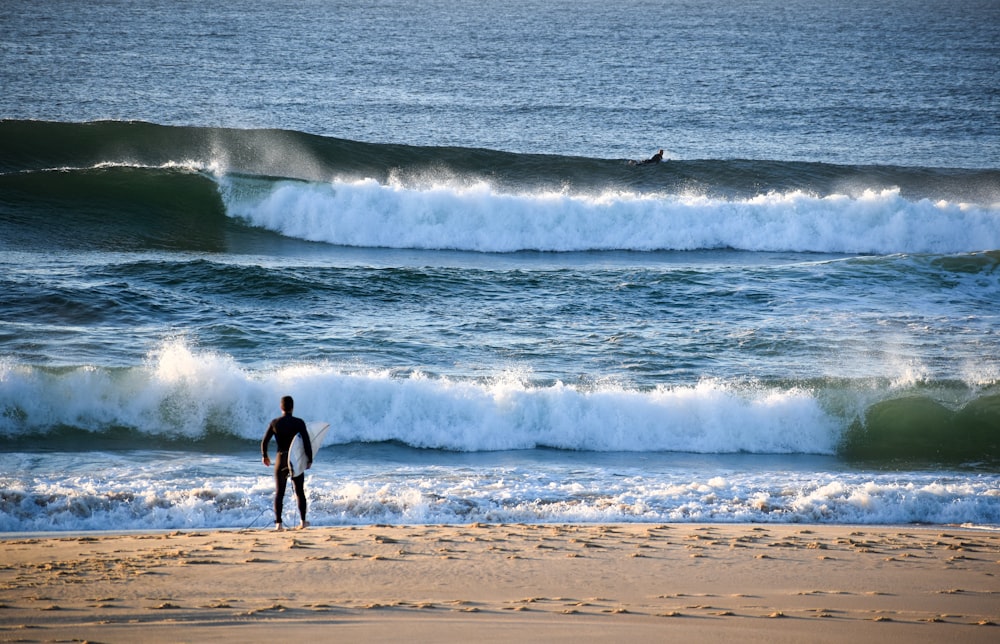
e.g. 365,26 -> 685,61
288,421 -> 330,477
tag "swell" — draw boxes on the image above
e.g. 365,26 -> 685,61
4,119 -> 999,200
0,165 -> 234,252
4,120 -> 1000,255
841,394 -> 1000,465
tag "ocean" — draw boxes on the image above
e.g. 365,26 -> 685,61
1,0 -> 998,532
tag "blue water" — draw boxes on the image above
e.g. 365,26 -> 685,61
1,0 -> 998,532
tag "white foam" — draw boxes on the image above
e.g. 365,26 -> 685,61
0,341 -> 841,455
219,176 -> 1000,254
2,452 -> 997,531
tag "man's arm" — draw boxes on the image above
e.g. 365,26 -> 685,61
261,425 -> 275,465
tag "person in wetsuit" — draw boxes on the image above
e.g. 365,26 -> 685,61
643,149 -> 664,164
261,395 -> 313,531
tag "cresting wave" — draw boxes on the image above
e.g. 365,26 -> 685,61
221,176 -> 1000,254
1,342 -> 997,463
3,119 -> 999,254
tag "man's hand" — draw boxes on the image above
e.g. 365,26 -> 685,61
262,456 -> 271,467
307,460 -> 313,470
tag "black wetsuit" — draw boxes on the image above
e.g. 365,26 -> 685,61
261,413 -> 312,526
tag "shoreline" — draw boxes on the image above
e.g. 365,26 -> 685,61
1,522 -> 998,543
1,523 -> 997,642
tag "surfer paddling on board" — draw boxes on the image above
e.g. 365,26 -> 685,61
262,395 -> 312,531
640,149 -> 664,164
629,149 -> 665,165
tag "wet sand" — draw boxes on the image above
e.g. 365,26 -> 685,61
1,523 -> 997,643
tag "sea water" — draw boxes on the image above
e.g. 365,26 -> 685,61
1,0 -> 999,532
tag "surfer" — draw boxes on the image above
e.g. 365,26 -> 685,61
630,149 -> 665,165
261,395 -> 313,531
642,149 -> 664,164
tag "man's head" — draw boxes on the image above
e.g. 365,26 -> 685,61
281,395 -> 294,413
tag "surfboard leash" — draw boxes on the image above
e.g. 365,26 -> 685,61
245,506 -> 268,530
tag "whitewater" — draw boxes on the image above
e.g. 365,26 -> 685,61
2,334 -> 998,531
222,174 -> 1000,254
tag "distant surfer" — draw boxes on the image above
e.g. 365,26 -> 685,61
261,395 -> 313,531
631,149 -> 665,165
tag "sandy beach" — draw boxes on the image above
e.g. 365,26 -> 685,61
0,523 -> 997,643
